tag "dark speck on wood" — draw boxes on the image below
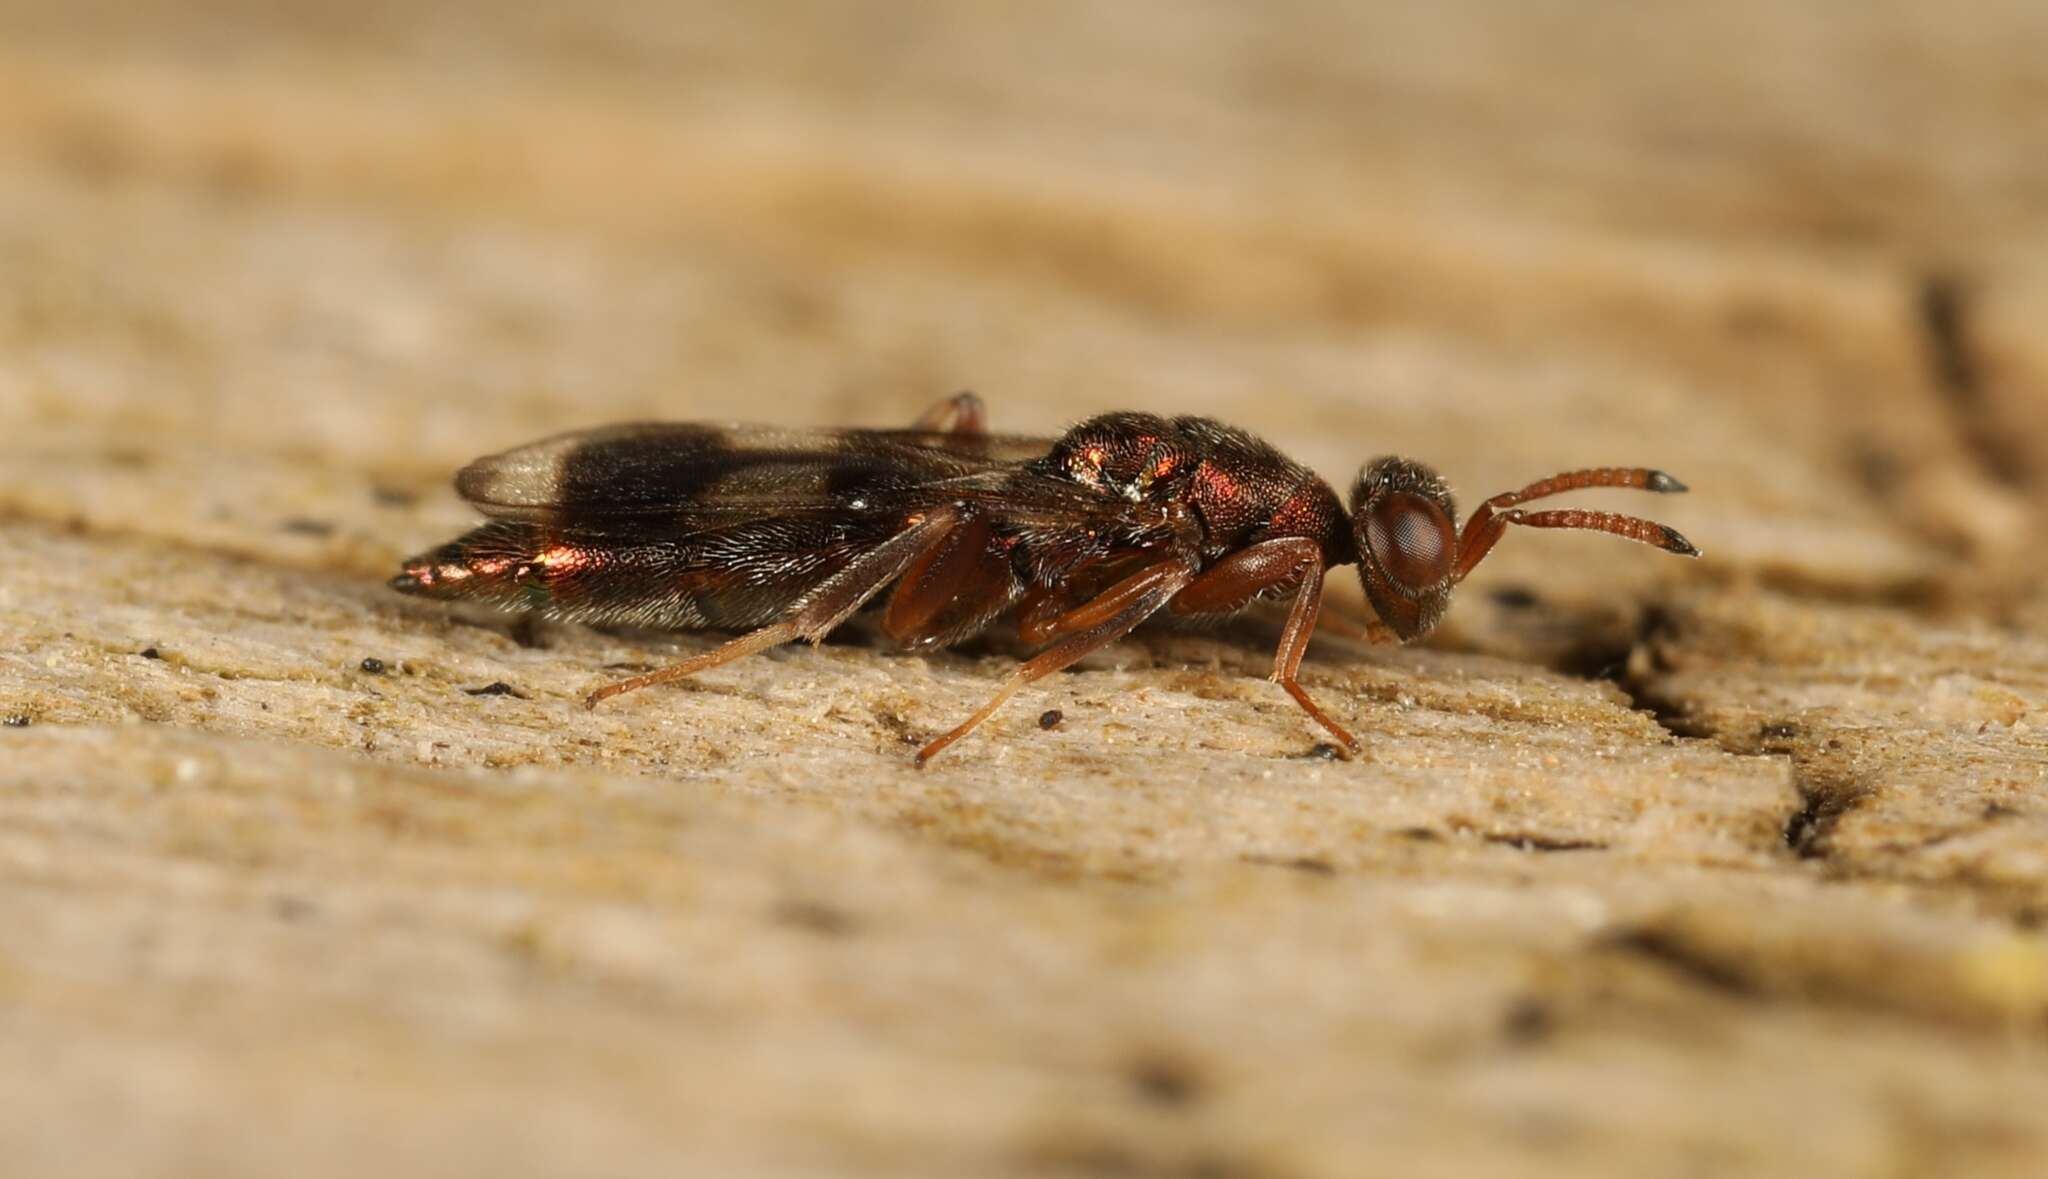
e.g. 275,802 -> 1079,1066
1126,1054 -> 1206,1108
465,682 -> 527,698
1502,998 -> 1557,1044
279,517 -> 337,537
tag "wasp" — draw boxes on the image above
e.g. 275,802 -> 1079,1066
392,393 -> 1696,764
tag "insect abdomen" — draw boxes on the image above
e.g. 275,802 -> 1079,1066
391,517 -> 898,631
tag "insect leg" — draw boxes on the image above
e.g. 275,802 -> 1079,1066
584,621 -> 805,707
1015,558 -> 1179,646
881,512 -> 1019,645
1455,467 -> 1692,579
909,391 -> 987,436
1011,583 -> 1071,645
1310,608 -> 1396,646
585,508 -> 960,708
1168,537 -> 1359,755
915,555 -> 1196,766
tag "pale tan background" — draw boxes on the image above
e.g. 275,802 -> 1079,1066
3,3 -> 2048,1177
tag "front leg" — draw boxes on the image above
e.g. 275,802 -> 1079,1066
1313,607 -> 1397,647
1168,537 -> 1360,755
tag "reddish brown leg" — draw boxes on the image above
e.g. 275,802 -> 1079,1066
1169,537 -> 1359,755
1455,467 -> 1695,580
1012,583 -> 1072,645
586,508 -> 959,707
584,620 -> 805,708
910,391 -> 987,435
916,555 -> 1197,766
881,513 -> 1015,645
1016,561 -> 1179,645
1313,607 -> 1396,647
1008,554 -> 1151,644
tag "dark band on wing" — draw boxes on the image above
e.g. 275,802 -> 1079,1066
451,422 -> 1064,534
456,423 -> 735,519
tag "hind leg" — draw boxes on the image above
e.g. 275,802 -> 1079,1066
585,508 -> 961,707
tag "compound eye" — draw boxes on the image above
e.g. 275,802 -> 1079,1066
1366,493 -> 1456,591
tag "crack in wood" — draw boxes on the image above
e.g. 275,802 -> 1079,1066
1591,598 -> 1863,863
1602,926 -> 1759,997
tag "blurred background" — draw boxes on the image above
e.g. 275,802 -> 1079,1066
4,3 -> 2048,1177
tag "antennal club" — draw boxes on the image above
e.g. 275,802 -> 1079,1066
1454,467 -> 1697,581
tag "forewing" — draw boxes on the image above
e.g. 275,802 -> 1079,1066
454,422 -> 1064,534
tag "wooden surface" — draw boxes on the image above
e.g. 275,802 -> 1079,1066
2,3 -> 2047,1176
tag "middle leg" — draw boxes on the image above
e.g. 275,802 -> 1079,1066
915,554 -> 1197,765
909,391 -> 988,436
